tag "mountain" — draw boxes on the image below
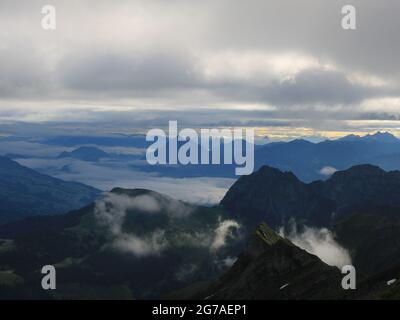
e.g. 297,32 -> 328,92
221,164 -> 400,230
0,156 -> 101,224
2,180 -> 400,299
58,146 -> 110,162
57,146 -> 142,163
317,165 -> 400,208
190,223 -> 344,299
337,132 -> 399,143
123,131 -> 400,182
254,132 -> 400,182
0,188 -> 242,299
333,206 -> 400,275
187,222 -> 400,300
219,164 -> 400,286
355,132 -> 399,143
43,134 -> 149,148
32,131 -> 400,183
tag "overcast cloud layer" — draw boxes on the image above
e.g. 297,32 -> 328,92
1,0 -> 400,137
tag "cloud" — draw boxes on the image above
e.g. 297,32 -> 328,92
319,166 -> 338,176
94,192 -> 192,256
15,156 -> 235,205
221,256 -> 237,268
60,52 -> 198,94
94,191 -> 240,257
1,0 -> 400,133
211,219 -> 240,251
113,230 -> 167,257
95,193 -> 163,234
280,224 -> 352,269
95,192 -> 193,232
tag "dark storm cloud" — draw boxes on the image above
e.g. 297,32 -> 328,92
60,52 -> 198,93
0,0 -> 399,129
56,48 -> 393,108
0,42 -> 50,98
209,0 -> 400,80
212,68 -> 392,107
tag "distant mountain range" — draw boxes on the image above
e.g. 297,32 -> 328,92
43,135 -> 149,148
254,131 -> 400,182
5,132 -> 400,184
0,156 -> 101,224
57,146 -> 141,162
58,146 -> 110,162
112,131 -> 400,182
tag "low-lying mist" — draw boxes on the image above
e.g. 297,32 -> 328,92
280,223 -> 352,269
94,191 -> 241,258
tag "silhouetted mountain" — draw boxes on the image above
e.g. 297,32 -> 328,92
58,146 -> 110,162
191,223 -> 344,299
0,156 -> 100,224
187,221 -> 400,300
221,164 -> 400,229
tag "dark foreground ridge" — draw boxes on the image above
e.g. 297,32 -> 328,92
191,223 -> 344,299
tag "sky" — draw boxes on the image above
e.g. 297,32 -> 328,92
1,0 -> 400,140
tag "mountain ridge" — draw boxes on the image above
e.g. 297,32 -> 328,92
221,164 -> 400,229
0,155 -> 101,224
191,222 -> 344,300
58,146 -> 109,162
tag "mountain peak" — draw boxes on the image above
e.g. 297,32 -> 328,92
220,166 -> 305,229
337,134 -> 361,141
289,138 -> 314,145
197,223 -> 342,300
255,223 -> 282,246
338,131 -> 398,143
110,187 -> 157,197
365,131 -> 398,143
255,165 -> 299,179
58,146 -> 109,161
330,164 -> 385,179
